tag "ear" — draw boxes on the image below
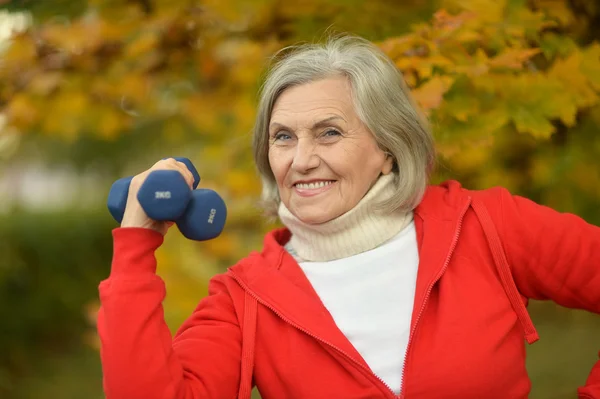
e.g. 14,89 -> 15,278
381,152 -> 394,175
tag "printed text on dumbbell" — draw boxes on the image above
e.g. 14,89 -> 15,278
155,191 -> 172,199
208,209 -> 216,224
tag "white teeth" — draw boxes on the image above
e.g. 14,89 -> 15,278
296,181 -> 333,189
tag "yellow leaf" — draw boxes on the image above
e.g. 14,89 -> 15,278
505,25 -> 525,39
6,93 -> 39,131
454,49 -> 489,77
421,55 -> 454,78
454,29 -> 481,43
41,21 -> 100,53
534,0 -> 576,27
549,50 -> 598,108
403,71 -> 418,88
125,31 -> 160,59
2,35 -> 36,67
488,48 -> 541,70
441,0 -> 506,24
395,56 -> 422,72
442,94 -> 480,122
98,18 -> 134,43
446,138 -> 492,171
432,9 -> 476,34
555,99 -> 578,127
379,36 -> 415,60
580,42 -> 600,91
412,76 -> 455,111
511,107 -> 555,138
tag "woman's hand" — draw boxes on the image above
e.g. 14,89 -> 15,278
120,158 -> 196,235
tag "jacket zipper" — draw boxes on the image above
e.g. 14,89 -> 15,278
230,196 -> 471,398
229,272 -> 399,399
399,197 -> 472,399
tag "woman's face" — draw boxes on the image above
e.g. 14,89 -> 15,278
268,76 -> 394,224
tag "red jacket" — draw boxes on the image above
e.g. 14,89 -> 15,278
98,181 -> 600,399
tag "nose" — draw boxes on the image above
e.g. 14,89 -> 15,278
291,138 -> 320,173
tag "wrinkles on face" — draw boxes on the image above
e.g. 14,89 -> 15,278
270,103 -> 349,135
267,77 -> 391,224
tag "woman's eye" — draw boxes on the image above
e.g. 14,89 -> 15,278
274,132 -> 291,141
323,129 -> 341,137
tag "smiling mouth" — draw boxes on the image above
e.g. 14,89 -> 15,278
294,180 -> 336,189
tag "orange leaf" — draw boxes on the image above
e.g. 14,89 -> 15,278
488,48 -> 541,69
412,76 -> 455,111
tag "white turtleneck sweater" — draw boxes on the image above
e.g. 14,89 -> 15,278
278,174 -> 420,394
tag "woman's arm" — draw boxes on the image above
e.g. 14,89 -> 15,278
483,187 -> 600,398
97,227 -> 241,399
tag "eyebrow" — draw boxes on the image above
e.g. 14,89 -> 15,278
269,115 -> 345,133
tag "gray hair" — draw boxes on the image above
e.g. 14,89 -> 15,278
252,34 -> 436,216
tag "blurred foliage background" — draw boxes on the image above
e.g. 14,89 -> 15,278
0,0 -> 599,398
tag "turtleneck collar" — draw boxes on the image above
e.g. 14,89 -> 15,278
277,173 -> 413,262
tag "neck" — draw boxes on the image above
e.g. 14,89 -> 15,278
278,174 -> 413,262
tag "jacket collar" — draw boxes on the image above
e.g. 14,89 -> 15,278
409,181 -> 472,330
229,229 -> 368,364
228,180 -> 472,367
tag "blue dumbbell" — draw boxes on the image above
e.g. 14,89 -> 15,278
107,157 -> 227,241
107,157 -> 199,223
137,157 -> 201,221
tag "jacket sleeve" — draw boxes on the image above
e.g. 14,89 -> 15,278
487,188 -> 600,398
97,228 -> 241,399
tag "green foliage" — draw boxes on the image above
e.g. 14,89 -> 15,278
0,210 -> 113,396
10,346 -> 104,399
0,0 -> 86,22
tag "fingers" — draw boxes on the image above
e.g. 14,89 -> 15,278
120,158 -> 195,234
130,169 -> 150,190
173,159 -> 196,190
151,158 -> 195,190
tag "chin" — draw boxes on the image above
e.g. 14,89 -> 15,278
294,208 -> 339,225
299,216 -> 330,225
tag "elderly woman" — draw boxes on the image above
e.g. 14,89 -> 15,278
98,36 -> 600,399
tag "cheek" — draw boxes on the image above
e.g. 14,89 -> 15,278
331,144 -> 384,180
268,149 -> 288,184
326,145 -> 366,176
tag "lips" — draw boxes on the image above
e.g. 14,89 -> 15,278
292,180 -> 337,197
294,180 -> 335,189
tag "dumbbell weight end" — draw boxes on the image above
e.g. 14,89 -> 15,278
176,189 -> 227,241
107,176 -> 133,223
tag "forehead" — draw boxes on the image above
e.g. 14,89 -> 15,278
270,77 -> 355,121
